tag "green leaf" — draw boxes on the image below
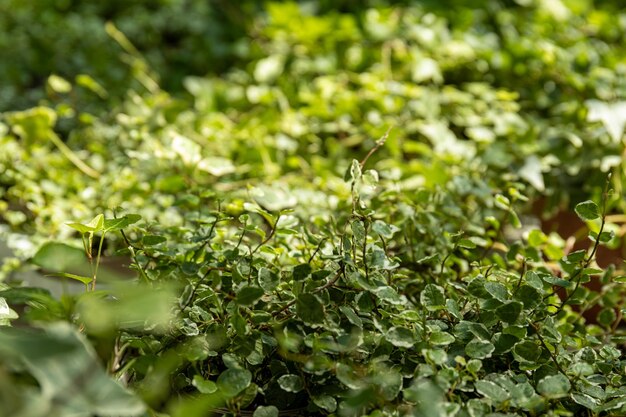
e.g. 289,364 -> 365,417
542,275 -> 572,288
292,263 -> 312,281
336,363 -> 363,389
495,301 -> 523,324
485,282 -> 508,301
344,159 -> 362,182
371,286 -> 404,305
564,250 -> 586,263
372,220 -> 399,239
475,380 -> 510,403
339,305 -> 363,328
103,214 -> 141,231
351,220 -> 366,245
421,284 -> 445,311
32,242 -> 86,272
217,368 -> 252,397
575,200 -> 600,221
278,374 -> 304,393
236,286 -> 264,306
250,185 -> 297,212
258,267 -> 279,292
467,276 -> 491,299
597,308 -> 617,327
76,74 -> 108,98
457,238 -> 476,249
47,272 -> 93,286
514,285 -> 542,309
192,375 -> 218,394
86,214 -> 104,232
7,106 -> 56,141
513,340 -> 541,362
429,331 -> 455,346
313,395 -> 337,413
493,333 -> 518,354
571,393 -> 601,411
0,323 -> 145,415
387,326 -> 416,348
48,74 -> 72,93
537,374 -> 571,398
296,293 -> 325,325
379,367 -> 403,400
253,406 -> 279,417
446,299 -> 462,320
0,297 -> 18,326
465,338 -> 495,359
142,235 -> 166,246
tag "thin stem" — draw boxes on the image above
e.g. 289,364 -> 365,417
513,259 -> 527,295
120,229 -> 150,284
530,322 -> 571,381
552,176 -> 610,314
308,237 -> 327,264
360,127 -> 391,170
272,270 -> 341,317
92,231 -> 106,291
48,132 -> 100,178
251,214 -> 281,255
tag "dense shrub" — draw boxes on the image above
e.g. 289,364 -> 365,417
1,1 -> 626,416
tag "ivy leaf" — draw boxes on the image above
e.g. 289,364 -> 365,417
571,393 -> 601,412
485,282 -> 508,302
457,239 -> 476,249
351,220 -> 366,245
296,293 -> 324,325
66,214 -> 104,234
372,220 -> 399,239
236,286 -> 264,306
495,301 -> 523,324
564,250 -> 586,263
47,272 -> 93,286
142,235 -> 166,246
387,326 -> 416,348
253,406 -> 279,417
371,286 -> 404,305
313,395 -> 337,413
429,331 -> 455,346
339,305 -> 363,328
575,200 -> 600,221
379,367 -> 403,400
336,363 -> 363,389
0,297 -> 18,326
475,380 -> 510,404
0,323 -> 145,415
278,374 -> 304,393
292,263 -> 312,281
32,242 -> 86,273
103,214 -> 141,232
513,340 -> 541,362
537,374 -> 571,399
465,338 -> 495,359
421,284 -> 445,311
258,267 -> 279,292
192,375 -> 218,394
344,159 -> 362,182
514,285 -> 542,309
217,368 -> 252,397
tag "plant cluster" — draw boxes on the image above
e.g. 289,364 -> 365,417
1,1 -> 626,417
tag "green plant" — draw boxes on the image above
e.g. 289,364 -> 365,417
1,1 -> 626,416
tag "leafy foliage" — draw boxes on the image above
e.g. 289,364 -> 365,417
1,1 -> 626,417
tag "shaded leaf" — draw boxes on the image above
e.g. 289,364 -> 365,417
217,368 -> 252,398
